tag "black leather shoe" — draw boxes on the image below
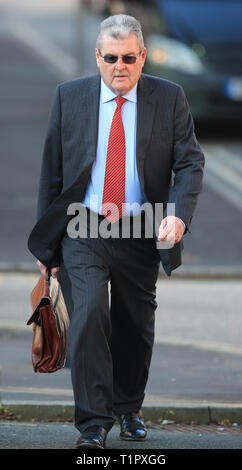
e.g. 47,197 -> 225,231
118,412 -> 147,441
76,425 -> 108,449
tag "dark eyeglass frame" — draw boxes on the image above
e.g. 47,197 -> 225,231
98,49 -> 143,64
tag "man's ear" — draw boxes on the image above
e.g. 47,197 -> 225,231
95,48 -> 101,68
141,47 -> 147,67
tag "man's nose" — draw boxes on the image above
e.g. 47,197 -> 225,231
115,57 -> 126,69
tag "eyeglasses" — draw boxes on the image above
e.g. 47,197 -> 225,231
98,49 -> 142,64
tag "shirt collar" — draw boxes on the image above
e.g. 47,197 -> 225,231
101,78 -> 137,104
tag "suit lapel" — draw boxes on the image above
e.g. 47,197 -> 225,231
80,74 -> 101,167
136,74 -> 156,196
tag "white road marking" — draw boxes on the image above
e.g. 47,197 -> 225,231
202,143 -> 242,211
212,145 -> 242,174
0,18 -> 79,80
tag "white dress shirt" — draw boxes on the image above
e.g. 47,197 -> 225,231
82,79 -> 143,215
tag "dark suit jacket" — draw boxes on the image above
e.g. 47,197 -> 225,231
28,73 -> 205,276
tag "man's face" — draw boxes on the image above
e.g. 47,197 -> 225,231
95,34 -> 146,95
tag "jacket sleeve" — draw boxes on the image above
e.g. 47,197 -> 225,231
37,85 -> 63,221
167,86 -> 205,232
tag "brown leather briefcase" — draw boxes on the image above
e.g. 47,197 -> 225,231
27,273 -> 69,373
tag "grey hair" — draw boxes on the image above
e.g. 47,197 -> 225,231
96,14 -> 144,51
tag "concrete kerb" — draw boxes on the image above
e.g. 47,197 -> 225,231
2,401 -> 242,425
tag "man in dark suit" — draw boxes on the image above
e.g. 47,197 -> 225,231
28,14 -> 205,449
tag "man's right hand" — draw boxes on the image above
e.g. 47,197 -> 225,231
36,260 -> 59,278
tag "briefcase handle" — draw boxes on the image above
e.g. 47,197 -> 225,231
45,269 -> 51,282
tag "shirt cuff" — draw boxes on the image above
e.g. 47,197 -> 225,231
177,217 -> 186,230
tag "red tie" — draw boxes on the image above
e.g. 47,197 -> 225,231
102,96 -> 126,224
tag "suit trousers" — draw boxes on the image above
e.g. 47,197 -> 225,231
61,211 -> 160,433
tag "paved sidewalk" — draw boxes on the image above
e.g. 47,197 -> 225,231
1,273 -> 242,426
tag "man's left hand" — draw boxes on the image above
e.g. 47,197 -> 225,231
158,216 -> 185,244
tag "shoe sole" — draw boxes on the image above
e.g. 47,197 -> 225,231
76,442 -> 105,449
120,436 -> 147,441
